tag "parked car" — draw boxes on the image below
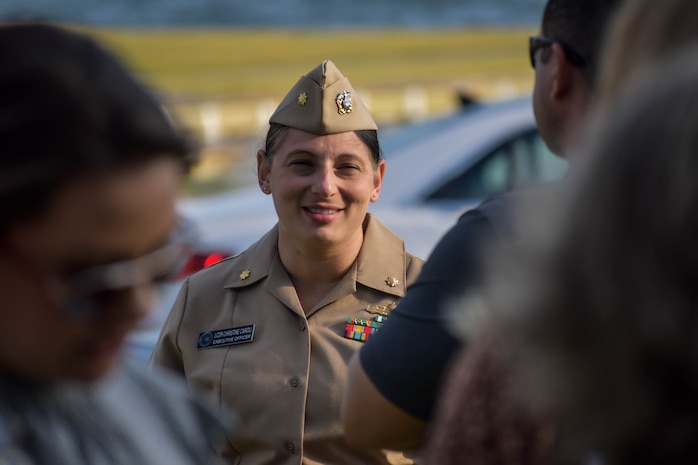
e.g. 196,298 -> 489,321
126,95 -> 566,362
178,95 -> 565,257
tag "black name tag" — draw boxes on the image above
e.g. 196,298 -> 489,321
198,324 -> 255,349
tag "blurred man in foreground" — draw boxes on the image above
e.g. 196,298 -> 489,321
342,0 -> 623,452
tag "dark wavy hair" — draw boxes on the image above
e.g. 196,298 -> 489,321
262,122 -> 381,168
0,23 -> 196,230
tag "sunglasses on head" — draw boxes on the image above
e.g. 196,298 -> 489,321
529,35 -> 587,69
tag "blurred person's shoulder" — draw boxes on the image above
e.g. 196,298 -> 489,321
97,362 -> 235,465
469,183 -> 561,242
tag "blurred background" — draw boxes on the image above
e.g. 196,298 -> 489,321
0,0 -> 557,360
1,0 -> 544,195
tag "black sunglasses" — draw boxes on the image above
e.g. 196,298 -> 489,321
529,35 -> 587,69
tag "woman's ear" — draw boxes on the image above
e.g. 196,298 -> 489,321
257,150 -> 271,194
371,159 -> 386,202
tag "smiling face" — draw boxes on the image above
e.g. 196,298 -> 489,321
0,157 -> 182,383
258,128 -> 385,251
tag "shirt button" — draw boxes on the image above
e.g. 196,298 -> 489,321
285,441 -> 296,454
299,321 -> 306,331
290,376 -> 300,388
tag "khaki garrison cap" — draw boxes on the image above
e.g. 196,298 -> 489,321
269,59 -> 378,134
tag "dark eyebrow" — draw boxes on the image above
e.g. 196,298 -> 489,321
283,149 -> 367,162
283,148 -> 318,158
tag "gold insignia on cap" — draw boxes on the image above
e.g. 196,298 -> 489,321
240,269 -> 251,280
385,277 -> 399,287
335,90 -> 353,115
267,60 -> 377,135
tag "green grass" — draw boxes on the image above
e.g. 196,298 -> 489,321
69,26 -> 537,190
77,27 -> 536,100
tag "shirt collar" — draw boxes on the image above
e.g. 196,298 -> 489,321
223,214 -> 408,298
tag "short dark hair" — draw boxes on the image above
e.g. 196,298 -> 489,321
541,0 -> 624,86
0,23 -> 195,229
263,123 -> 381,167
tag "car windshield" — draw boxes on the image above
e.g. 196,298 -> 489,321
379,104 -> 483,156
377,97 -> 567,204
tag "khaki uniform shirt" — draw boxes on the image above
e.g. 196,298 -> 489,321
151,215 -> 424,465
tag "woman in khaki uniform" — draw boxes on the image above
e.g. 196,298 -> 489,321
151,60 -> 423,465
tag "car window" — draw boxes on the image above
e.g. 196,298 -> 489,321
425,130 -> 567,202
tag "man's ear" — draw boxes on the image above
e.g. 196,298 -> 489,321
550,42 -> 575,100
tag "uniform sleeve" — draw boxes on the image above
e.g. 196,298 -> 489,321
358,207 -> 498,421
149,277 -> 190,374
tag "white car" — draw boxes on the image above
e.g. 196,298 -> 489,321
127,96 -> 566,362
179,96 -> 565,258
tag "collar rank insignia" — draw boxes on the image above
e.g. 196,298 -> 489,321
344,315 -> 388,342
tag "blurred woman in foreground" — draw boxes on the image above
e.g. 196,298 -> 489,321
0,22 -> 229,464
